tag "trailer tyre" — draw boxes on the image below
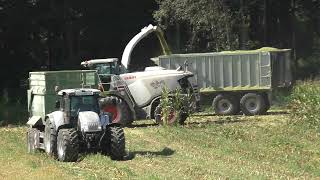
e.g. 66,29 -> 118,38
27,128 -> 38,153
57,129 -> 79,162
240,93 -> 266,116
100,96 -> 132,126
107,126 -> 125,160
44,120 -> 57,157
212,94 -> 239,115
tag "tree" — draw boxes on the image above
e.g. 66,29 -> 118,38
154,0 -> 239,53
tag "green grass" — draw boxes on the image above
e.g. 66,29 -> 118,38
289,81 -> 320,129
0,110 -> 320,179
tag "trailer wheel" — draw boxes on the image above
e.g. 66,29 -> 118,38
44,120 -> 57,157
100,96 -> 132,126
27,128 -> 38,153
107,126 -> 125,160
57,129 -> 79,162
212,94 -> 239,115
240,93 -> 266,116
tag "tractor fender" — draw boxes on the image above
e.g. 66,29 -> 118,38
45,111 -> 65,131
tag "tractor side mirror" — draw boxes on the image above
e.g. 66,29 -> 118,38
55,100 -> 60,109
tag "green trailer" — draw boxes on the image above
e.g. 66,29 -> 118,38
157,48 -> 292,116
27,70 -> 99,124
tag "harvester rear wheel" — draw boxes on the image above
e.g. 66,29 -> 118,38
100,96 -> 132,126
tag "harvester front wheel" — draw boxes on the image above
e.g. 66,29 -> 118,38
154,105 -> 188,125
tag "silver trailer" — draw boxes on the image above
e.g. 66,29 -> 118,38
157,48 -> 292,116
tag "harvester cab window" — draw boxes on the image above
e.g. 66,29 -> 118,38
94,63 -> 116,75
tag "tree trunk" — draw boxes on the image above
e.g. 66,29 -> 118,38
175,23 -> 181,53
263,0 -> 268,45
291,0 -> 297,68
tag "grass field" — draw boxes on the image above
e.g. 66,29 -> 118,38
0,108 -> 320,179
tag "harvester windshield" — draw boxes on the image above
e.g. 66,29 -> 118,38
93,63 -> 117,75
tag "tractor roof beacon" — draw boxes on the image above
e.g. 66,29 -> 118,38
27,88 -> 126,162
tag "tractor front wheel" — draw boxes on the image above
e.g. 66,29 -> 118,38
57,129 -> 79,162
107,126 -> 125,160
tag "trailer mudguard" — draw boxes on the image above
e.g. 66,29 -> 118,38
27,116 -> 43,127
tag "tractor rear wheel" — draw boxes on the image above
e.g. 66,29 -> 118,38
100,96 -> 132,126
44,120 -> 57,157
107,126 -> 125,160
57,129 -> 79,162
27,128 -> 38,153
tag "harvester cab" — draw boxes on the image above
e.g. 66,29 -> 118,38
81,59 -> 121,91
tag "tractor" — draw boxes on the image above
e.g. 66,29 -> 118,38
27,88 -> 126,162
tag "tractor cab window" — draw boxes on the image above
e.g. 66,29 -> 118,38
70,96 -> 99,117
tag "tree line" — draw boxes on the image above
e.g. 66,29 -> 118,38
0,0 -> 319,102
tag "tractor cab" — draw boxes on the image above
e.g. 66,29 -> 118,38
81,59 -> 122,91
56,89 -> 104,127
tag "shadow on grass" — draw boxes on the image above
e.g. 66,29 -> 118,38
266,110 -> 289,115
124,147 -> 175,160
193,110 -> 289,117
186,118 -> 251,127
128,123 -> 159,128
